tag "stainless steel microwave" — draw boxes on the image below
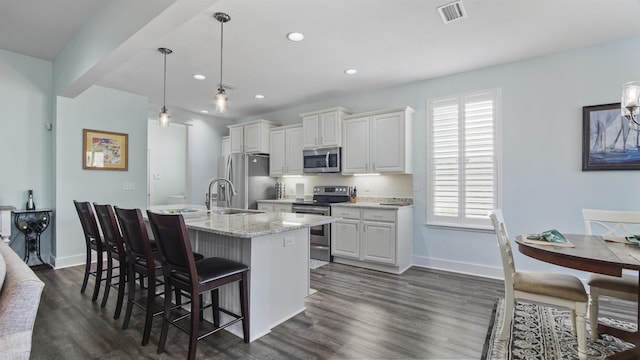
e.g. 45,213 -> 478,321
303,147 -> 341,173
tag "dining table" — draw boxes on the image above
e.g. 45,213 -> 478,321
515,234 -> 640,360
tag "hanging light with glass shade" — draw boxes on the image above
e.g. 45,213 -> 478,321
622,81 -> 640,129
213,12 -> 231,113
158,47 -> 173,127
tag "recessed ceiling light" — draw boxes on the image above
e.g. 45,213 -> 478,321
287,32 -> 305,42
193,74 -> 206,80
201,110 -> 209,114
255,94 -> 265,99
344,68 -> 358,75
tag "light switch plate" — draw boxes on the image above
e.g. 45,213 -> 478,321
123,182 -> 135,191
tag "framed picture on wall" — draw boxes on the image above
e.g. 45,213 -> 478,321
82,129 -> 128,171
582,103 -> 640,170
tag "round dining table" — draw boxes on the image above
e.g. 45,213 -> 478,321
516,234 -> 640,360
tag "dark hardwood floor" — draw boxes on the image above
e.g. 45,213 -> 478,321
29,263 -> 635,359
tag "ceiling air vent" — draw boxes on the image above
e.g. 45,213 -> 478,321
220,82 -> 237,91
437,1 -> 466,24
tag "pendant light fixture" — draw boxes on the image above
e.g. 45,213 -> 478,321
158,47 -> 173,127
213,12 -> 231,113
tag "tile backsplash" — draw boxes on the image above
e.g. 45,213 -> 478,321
278,174 -> 413,198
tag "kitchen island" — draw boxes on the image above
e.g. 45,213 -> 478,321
147,205 -> 339,341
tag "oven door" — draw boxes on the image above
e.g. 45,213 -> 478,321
292,205 -> 331,261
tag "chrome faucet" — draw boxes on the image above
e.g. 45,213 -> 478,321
206,178 -> 237,210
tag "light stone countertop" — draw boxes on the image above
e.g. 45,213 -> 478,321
330,202 -> 413,209
256,199 -> 413,209
147,204 -> 339,238
256,199 -> 296,204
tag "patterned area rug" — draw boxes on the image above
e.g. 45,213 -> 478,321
482,299 -> 635,359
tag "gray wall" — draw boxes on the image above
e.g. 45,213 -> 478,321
54,85 -> 149,267
0,49 -> 53,260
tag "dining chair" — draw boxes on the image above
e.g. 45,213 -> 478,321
147,210 -> 249,360
582,208 -> 640,341
93,203 -> 127,319
489,209 -> 588,360
73,200 -> 106,302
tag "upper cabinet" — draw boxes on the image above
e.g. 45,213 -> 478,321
300,107 -> 351,148
227,119 -> 279,154
221,136 -> 231,160
269,125 -> 303,177
342,107 -> 414,175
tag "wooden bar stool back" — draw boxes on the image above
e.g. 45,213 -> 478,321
93,203 -> 127,319
114,206 -> 164,346
73,200 -> 106,302
146,211 -> 250,360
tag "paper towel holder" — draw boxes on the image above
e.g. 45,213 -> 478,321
295,183 -> 304,202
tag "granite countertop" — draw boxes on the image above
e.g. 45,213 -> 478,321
257,197 -> 413,209
147,204 -> 339,238
256,199 -> 296,204
330,201 -> 413,209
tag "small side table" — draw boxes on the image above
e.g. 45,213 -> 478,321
12,209 -> 52,266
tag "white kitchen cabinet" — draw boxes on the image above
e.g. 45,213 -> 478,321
257,202 -> 292,213
331,205 -> 412,274
228,119 -> 278,154
229,127 -> 244,153
342,107 -> 414,175
332,218 -> 360,258
341,117 -> 369,173
300,107 -> 350,148
269,125 -> 303,176
362,221 -> 396,264
221,136 -> 231,160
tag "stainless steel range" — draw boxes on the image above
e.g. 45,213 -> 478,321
291,185 -> 351,262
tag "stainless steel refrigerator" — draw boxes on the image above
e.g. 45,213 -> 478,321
217,153 -> 275,209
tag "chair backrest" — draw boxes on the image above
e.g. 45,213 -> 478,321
582,208 -> 640,236
73,200 -> 103,250
114,207 -> 155,269
146,211 -> 198,284
488,209 -> 515,294
93,203 -> 126,258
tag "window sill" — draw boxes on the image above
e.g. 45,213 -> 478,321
424,222 -> 494,234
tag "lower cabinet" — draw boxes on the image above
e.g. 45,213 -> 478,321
257,202 -> 292,213
331,205 -> 412,274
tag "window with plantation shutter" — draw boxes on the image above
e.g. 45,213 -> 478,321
427,89 -> 501,229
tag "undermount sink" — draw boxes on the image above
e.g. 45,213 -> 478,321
211,208 -> 265,215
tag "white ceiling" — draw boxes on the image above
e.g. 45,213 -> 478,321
3,0 -> 640,120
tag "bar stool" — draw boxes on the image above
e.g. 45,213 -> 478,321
93,203 -> 127,319
73,200 -> 106,302
114,207 -> 166,346
146,211 -> 249,360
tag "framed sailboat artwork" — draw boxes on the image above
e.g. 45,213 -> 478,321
582,103 -> 640,170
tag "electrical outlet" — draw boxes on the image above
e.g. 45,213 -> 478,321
123,182 -> 135,191
283,237 -> 294,247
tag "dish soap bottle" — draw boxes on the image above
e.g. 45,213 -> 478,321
26,189 -> 36,211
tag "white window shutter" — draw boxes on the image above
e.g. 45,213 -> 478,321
428,89 -> 500,229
